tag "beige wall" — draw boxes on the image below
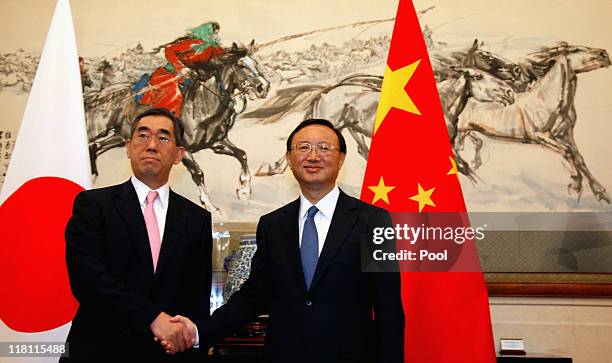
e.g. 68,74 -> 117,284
491,297 -> 612,363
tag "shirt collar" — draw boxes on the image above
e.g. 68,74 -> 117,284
130,176 -> 170,208
299,185 -> 340,221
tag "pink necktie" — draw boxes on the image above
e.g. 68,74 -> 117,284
144,191 -> 162,272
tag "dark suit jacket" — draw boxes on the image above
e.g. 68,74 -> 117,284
62,180 -> 212,362
203,189 -> 404,363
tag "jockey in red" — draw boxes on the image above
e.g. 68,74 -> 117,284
140,22 -> 225,117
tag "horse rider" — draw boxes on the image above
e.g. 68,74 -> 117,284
139,21 -> 227,117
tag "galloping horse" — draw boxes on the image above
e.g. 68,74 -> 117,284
455,43 -> 611,203
255,68 -> 514,177
438,68 -> 514,178
86,43 -> 270,212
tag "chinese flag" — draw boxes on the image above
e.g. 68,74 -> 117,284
0,0 -> 90,353
360,1 -> 496,362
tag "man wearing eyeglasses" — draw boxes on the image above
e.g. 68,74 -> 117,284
166,119 -> 404,363
63,108 -> 211,362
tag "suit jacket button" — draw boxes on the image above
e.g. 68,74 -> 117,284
305,300 -> 313,307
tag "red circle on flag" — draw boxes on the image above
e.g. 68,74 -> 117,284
0,177 -> 82,332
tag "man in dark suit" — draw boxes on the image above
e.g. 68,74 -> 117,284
62,108 -> 211,362
168,119 -> 404,362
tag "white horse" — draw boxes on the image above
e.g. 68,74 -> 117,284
438,68 -> 514,178
455,44 -> 611,203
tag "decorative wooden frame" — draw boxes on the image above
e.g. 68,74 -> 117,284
485,273 -> 612,297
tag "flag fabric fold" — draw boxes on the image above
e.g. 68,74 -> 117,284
360,0 -> 496,361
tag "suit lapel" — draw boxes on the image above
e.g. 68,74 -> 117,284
309,190 -> 359,292
155,190 -> 187,279
281,198 -> 308,293
114,180 -> 154,278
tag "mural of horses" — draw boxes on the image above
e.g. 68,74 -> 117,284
85,43 -> 270,212
254,67 -> 514,178
455,43 -> 611,203
249,40 -> 525,177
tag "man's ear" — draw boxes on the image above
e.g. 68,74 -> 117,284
174,147 -> 186,164
125,139 -> 131,158
285,151 -> 293,170
338,152 -> 346,169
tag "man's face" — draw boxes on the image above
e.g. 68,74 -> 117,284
286,125 -> 345,192
126,115 -> 184,187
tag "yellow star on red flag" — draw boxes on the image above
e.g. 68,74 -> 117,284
373,60 -> 421,135
409,183 -> 436,212
368,176 -> 395,204
447,156 -> 458,175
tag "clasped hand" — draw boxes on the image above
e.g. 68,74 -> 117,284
150,312 -> 197,355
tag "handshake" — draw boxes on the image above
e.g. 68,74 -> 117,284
150,311 -> 198,355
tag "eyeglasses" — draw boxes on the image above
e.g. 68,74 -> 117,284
292,142 -> 338,156
133,133 -> 176,145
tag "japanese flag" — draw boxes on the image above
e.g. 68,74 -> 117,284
0,0 -> 90,359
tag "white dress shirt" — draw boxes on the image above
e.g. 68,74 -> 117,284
298,186 -> 340,256
131,176 -> 169,241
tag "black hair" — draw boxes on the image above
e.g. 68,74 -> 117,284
130,108 -> 185,147
286,119 -> 346,153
